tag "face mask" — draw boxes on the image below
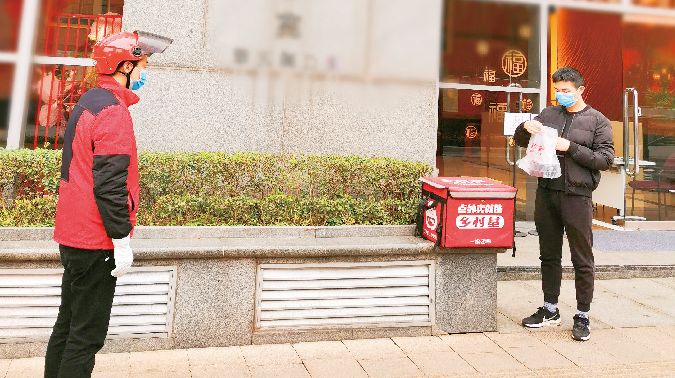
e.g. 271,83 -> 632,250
555,91 -> 577,107
130,70 -> 147,91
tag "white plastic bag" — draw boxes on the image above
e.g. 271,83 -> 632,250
516,125 -> 561,178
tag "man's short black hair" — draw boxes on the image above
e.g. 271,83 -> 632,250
552,67 -> 584,88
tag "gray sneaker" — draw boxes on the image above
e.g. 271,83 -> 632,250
572,315 -> 591,341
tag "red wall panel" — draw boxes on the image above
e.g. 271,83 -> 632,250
557,9 -> 624,121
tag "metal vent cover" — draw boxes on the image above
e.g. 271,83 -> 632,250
256,261 -> 435,329
0,267 -> 176,342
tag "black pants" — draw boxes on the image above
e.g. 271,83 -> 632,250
44,245 -> 117,378
535,188 -> 595,312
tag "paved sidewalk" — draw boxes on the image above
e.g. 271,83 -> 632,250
3,277 -> 675,378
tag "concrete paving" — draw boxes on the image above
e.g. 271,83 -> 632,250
3,277 -> 675,377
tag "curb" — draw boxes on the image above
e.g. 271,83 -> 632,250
498,265 -> 675,280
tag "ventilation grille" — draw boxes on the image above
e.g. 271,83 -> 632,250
256,262 -> 434,329
0,267 -> 176,342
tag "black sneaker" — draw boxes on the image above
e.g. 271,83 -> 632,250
572,315 -> 591,341
522,307 -> 561,328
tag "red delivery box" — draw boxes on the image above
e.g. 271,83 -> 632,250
416,177 -> 516,249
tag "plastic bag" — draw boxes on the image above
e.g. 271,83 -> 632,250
516,125 -> 561,178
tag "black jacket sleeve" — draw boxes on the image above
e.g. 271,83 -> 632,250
93,154 -> 132,239
513,123 -> 530,148
566,115 -> 615,171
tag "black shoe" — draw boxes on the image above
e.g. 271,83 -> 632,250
572,315 -> 591,341
522,307 -> 561,328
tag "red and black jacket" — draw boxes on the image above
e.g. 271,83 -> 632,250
54,76 -> 140,250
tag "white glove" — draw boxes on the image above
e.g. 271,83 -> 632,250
111,235 -> 133,277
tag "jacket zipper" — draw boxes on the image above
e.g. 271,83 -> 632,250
562,113 -> 575,193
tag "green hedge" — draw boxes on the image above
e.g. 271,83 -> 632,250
0,149 -> 431,227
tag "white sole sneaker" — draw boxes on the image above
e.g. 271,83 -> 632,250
572,326 -> 591,341
524,317 -> 562,328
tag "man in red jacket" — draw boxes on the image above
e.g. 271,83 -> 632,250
45,30 -> 171,378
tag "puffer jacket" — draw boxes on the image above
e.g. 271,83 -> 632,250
514,105 -> 615,197
54,75 -> 140,250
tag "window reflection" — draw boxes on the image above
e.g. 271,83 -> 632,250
0,1 -> 23,52
623,16 -> 675,171
0,65 -> 14,147
441,0 -> 541,88
27,0 -> 125,149
632,0 -> 675,9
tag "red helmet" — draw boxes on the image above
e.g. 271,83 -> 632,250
93,30 -> 173,75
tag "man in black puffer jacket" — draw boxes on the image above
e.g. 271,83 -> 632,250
514,67 -> 614,342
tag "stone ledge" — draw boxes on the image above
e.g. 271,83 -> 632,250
0,241 -> 505,261
0,226 -> 508,262
0,225 -> 417,241
0,237 -> 435,262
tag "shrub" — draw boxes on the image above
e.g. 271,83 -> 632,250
0,149 -> 431,227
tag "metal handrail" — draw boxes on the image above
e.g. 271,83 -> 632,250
623,88 -> 640,177
506,137 -> 515,166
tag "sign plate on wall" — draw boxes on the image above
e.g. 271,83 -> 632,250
503,112 -> 535,136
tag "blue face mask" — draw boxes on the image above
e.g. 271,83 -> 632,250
555,91 -> 577,107
130,70 -> 147,91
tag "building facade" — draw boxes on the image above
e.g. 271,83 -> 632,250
1,0 -> 674,225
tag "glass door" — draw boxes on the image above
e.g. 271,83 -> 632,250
551,7 -> 675,227
552,7 -> 675,227
621,14 -> 675,225
438,88 -> 541,221
439,0 -> 544,221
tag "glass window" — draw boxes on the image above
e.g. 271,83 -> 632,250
623,16 -> 675,118
622,14 -> 675,221
632,0 -> 675,9
441,0 -> 541,88
0,64 -> 14,147
0,0 -> 23,52
438,88 -> 541,219
35,0 -> 125,57
558,0 -> 621,3
26,0 -> 125,149
26,63 -> 93,149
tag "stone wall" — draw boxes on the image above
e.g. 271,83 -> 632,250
121,0 -> 442,166
0,226 -> 502,359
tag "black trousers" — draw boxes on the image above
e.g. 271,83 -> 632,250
534,188 -> 595,312
44,245 -> 117,378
